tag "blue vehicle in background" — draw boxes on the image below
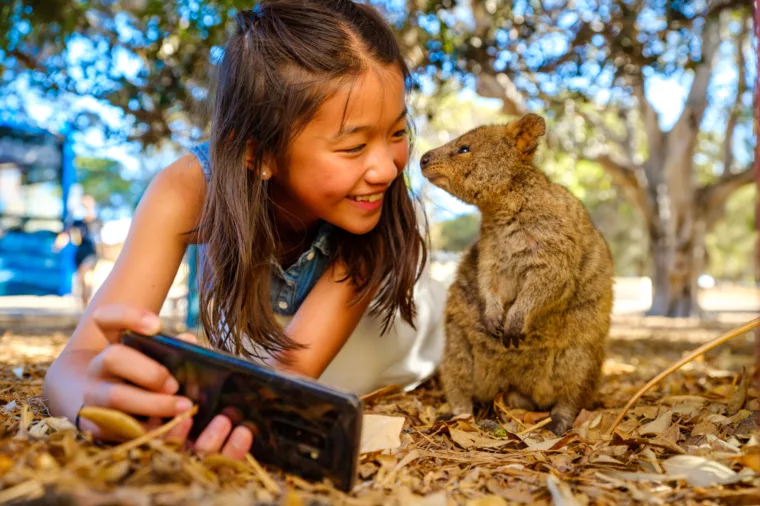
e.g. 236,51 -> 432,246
0,122 -> 77,296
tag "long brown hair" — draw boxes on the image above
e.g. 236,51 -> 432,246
197,0 -> 427,361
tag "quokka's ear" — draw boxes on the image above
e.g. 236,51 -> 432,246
503,113 -> 546,160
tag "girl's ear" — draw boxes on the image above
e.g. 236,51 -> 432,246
245,139 -> 256,170
245,139 -> 274,180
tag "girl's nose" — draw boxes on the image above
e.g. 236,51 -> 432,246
365,148 -> 399,185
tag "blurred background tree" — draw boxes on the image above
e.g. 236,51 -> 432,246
1,0 -> 755,316
74,156 -> 144,214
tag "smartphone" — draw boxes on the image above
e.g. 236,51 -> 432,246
121,330 -> 363,491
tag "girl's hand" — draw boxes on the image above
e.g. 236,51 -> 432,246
81,303 -> 253,459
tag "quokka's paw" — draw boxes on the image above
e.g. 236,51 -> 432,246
482,314 -> 504,341
546,413 -> 575,435
501,330 -> 525,349
501,313 -> 526,348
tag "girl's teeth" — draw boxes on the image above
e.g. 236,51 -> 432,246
353,193 -> 382,202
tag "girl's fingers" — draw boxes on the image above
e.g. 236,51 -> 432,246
92,304 -> 161,340
88,344 -> 179,394
221,425 -> 254,460
193,415 -> 233,455
83,381 -> 192,418
175,332 -> 199,344
165,418 -> 193,445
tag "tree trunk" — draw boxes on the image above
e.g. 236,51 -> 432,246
647,219 -> 706,317
597,16 -> 722,318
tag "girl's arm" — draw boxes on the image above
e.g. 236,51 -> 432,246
277,263 -> 375,379
44,154 -> 204,420
45,154 -> 253,458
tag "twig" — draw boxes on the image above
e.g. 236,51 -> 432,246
0,477 -> 44,504
494,393 -> 527,430
518,416 -> 553,436
72,406 -> 199,468
607,316 -> 760,435
360,384 -> 402,403
246,452 -> 281,495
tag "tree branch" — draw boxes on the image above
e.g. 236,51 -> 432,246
722,18 -> 749,174
632,81 -> 662,163
697,166 -> 755,227
475,72 -> 527,116
593,153 -> 657,230
572,107 -> 638,162
674,14 -> 722,133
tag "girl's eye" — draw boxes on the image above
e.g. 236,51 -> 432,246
392,128 -> 408,138
458,145 -> 470,154
343,144 -> 366,153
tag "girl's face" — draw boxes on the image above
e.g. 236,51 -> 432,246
270,64 -> 409,235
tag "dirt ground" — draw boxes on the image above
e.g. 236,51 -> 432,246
0,314 -> 758,505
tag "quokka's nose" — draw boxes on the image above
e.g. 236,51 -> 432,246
420,153 -> 431,167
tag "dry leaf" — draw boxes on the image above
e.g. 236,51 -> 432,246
358,461 -> 379,479
524,411 -> 551,425
590,454 -> 625,466
466,496 -> 508,506
691,421 -> 717,436
662,455 -> 741,487
704,414 -> 731,424
18,403 -> 32,434
546,474 -> 581,506
486,478 -> 535,503
729,409 -> 752,424
44,417 -> 76,433
78,406 -> 146,440
726,369 -> 749,415
282,490 -> 305,506
450,428 -> 510,450
204,453 -> 250,473
572,409 -> 596,429
96,459 -> 131,483
400,490 -> 448,506
34,452 -> 58,470
639,411 -> 672,436
605,471 -> 676,482
526,436 -> 563,451
27,421 -> 48,438
360,414 -> 405,454
732,447 -> 760,472
637,447 -> 663,474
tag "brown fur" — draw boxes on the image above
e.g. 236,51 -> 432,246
420,114 -> 614,434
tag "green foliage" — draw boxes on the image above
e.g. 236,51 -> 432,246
75,156 -> 141,210
704,185 -> 757,283
432,212 -> 480,252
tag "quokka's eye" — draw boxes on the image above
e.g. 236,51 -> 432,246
457,145 -> 470,154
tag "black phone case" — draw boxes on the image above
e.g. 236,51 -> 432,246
121,330 -> 362,491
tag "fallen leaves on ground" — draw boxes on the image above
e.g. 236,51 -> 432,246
0,316 -> 758,505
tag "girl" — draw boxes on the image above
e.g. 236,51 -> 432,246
43,0 -> 444,460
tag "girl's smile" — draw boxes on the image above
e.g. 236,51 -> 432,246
347,191 -> 385,211
272,65 -> 409,236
